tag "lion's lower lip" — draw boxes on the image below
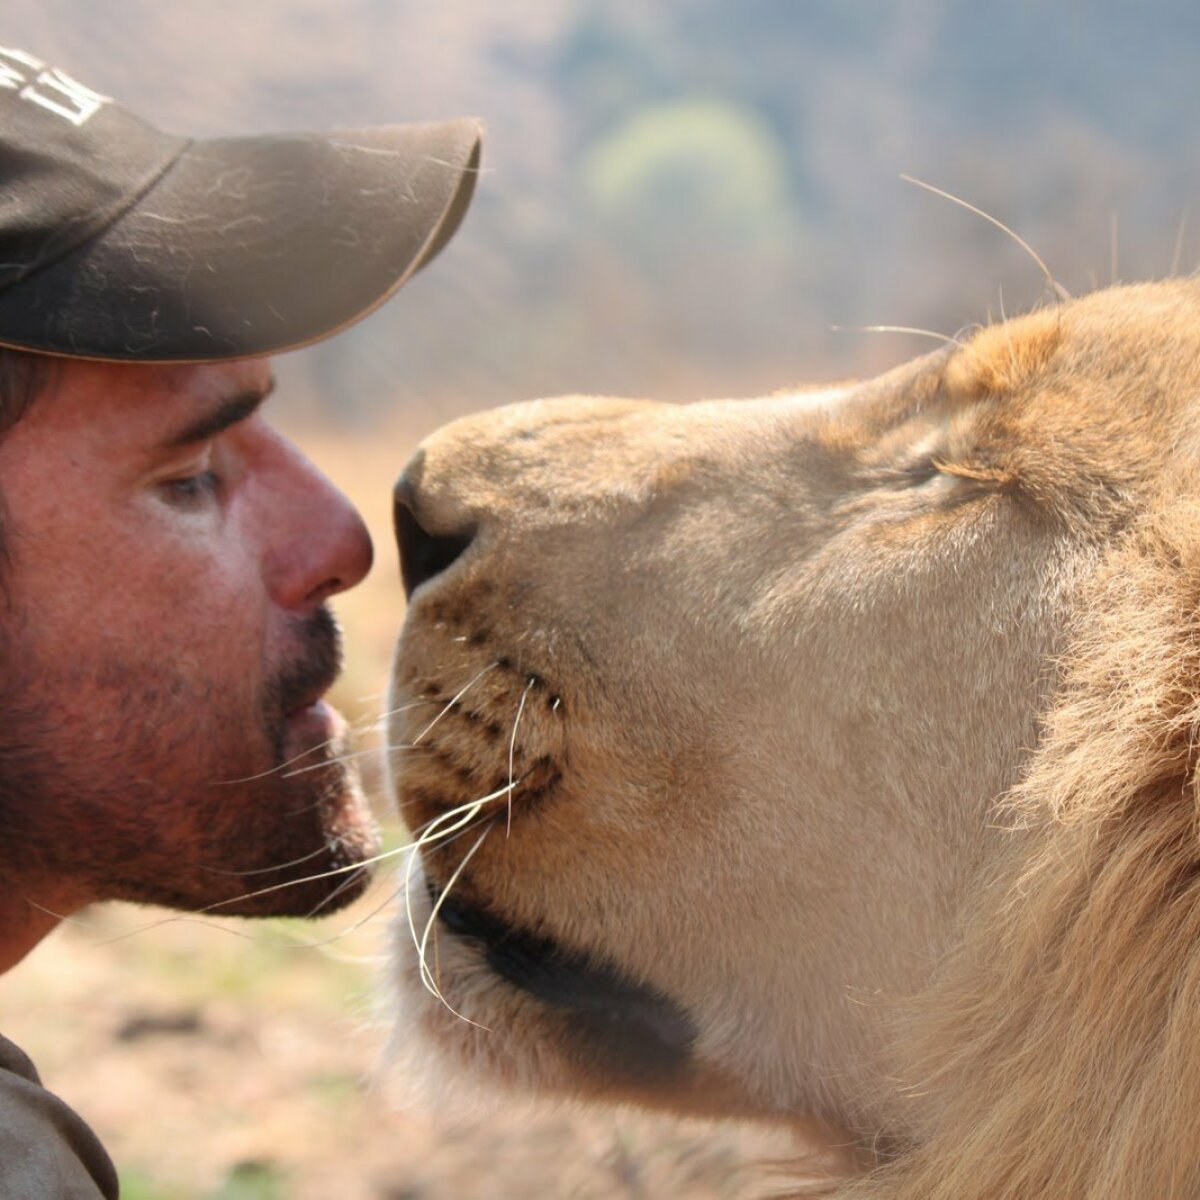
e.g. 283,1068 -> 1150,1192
429,882 -> 698,1081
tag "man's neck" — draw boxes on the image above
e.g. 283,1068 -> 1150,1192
0,881 -> 88,972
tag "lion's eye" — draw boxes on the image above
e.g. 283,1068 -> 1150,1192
895,459 -> 942,486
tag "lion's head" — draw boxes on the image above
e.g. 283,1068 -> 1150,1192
386,282 -> 1200,1197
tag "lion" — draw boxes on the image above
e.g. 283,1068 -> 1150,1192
385,280 -> 1200,1198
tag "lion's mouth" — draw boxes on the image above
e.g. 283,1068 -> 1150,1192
428,880 -> 698,1082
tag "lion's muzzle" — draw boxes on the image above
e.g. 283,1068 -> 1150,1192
394,474 -> 476,599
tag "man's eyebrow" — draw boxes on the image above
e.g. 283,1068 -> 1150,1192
162,376 -> 277,449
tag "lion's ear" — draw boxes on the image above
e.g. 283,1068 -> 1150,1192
943,310 -> 1061,399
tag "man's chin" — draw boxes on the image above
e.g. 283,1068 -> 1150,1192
214,770 -> 382,919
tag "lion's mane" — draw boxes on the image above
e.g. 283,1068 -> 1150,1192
833,484 -> 1200,1199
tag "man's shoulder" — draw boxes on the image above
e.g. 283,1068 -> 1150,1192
0,1032 -> 119,1199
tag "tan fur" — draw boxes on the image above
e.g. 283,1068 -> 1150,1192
387,281 -> 1200,1197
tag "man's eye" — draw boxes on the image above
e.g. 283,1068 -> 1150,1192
162,469 -> 220,505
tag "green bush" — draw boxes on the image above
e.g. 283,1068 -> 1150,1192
583,98 -> 795,263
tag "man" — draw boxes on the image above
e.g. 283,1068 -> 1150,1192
0,44 -> 481,1196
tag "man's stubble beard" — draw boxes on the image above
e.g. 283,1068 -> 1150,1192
0,606 -> 379,918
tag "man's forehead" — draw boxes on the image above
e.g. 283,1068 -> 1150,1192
38,356 -> 275,435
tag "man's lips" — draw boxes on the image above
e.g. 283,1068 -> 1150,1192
285,692 -> 330,719
285,695 -> 336,725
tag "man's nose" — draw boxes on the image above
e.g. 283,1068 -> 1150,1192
267,445 -> 374,609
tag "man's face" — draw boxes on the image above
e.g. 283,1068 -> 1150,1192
0,357 -> 378,920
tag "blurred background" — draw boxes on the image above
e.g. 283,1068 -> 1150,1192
4,1 -> 1200,1197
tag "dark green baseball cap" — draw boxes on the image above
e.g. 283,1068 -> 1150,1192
0,44 -> 482,362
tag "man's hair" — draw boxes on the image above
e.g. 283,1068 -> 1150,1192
0,347 -> 51,435
0,346 -> 53,570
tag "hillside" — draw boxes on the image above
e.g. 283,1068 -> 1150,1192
8,1 -> 1200,425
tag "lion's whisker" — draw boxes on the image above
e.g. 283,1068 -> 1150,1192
108,841 -> 421,941
281,882 -> 409,951
507,678 -> 536,837
97,916 -> 261,946
900,173 -> 1070,302
301,861 -> 370,920
212,734 -> 345,785
202,842 -> 331,877
370,695 -> 445,728
43,901 -> 263,947
1171,210 -> 1189,278
402,785 -> 520,1007
415,825 -> 494,1030
830,323 -> 961,348
410,781 -> 517,844
209,698 -> 440,788
267,828 -> 492,956
280,743 -> 398,780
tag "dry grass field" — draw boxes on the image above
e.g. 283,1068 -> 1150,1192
0,418 -> 798,1199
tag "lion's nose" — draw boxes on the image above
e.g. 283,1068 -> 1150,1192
393,483 -> 476,600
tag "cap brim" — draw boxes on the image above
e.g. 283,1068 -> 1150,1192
0,118 -> 482,362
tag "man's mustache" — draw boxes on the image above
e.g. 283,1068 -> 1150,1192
266,606 -> 344,725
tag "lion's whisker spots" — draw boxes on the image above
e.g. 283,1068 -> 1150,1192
412,661 -> 500,746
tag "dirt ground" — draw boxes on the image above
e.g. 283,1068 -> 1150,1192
0,877 -> 800,1200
